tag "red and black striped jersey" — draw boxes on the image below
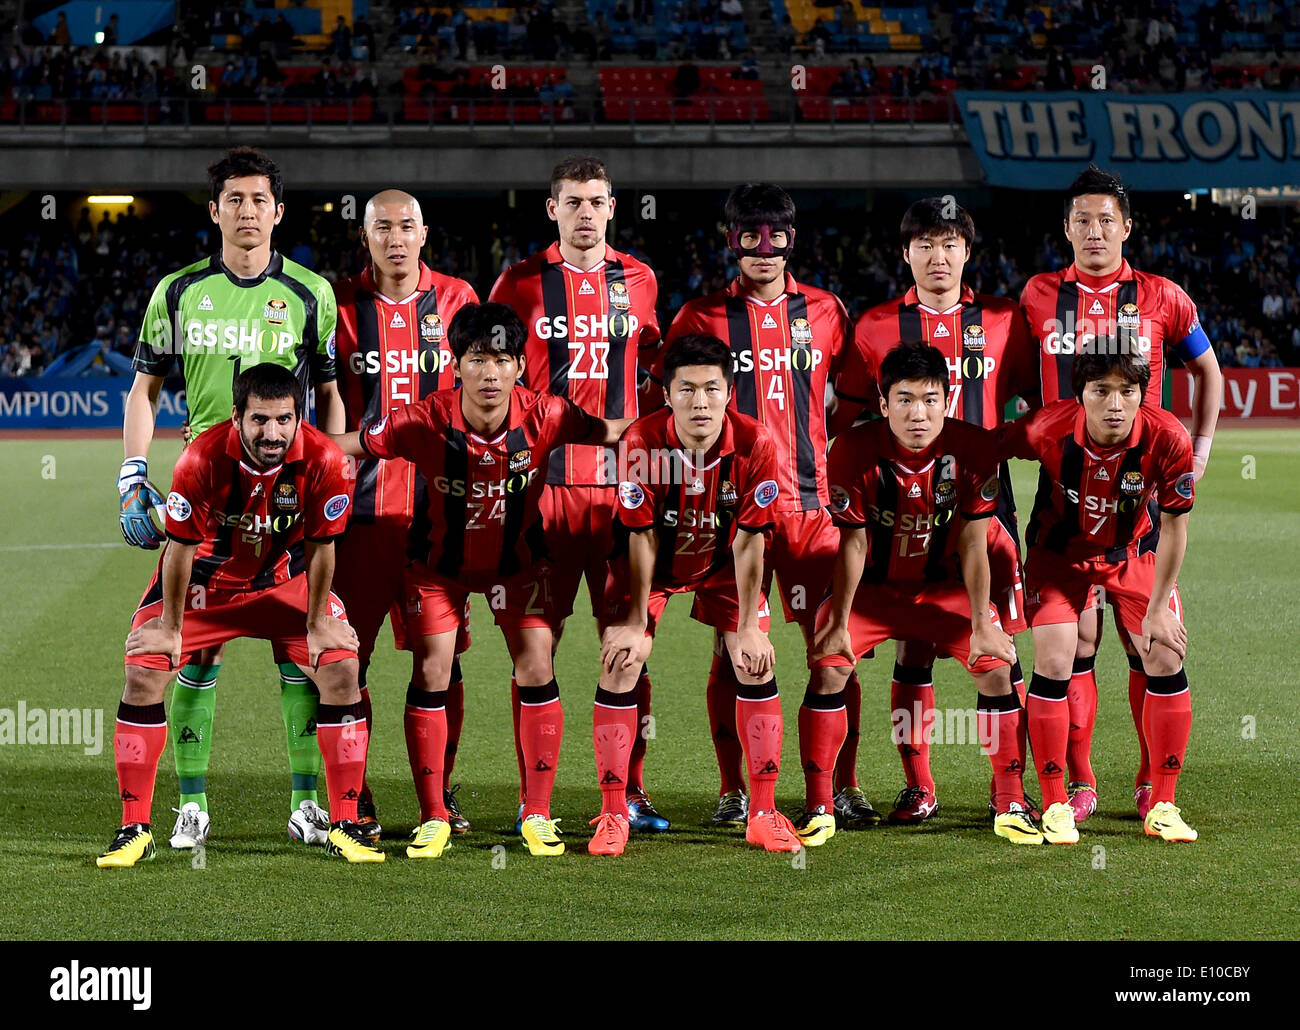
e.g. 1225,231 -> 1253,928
615,407 -> 780,589
997,400 -> 1195,563
661,273 -> 849,513
488,241 -> 661,487
334,262 -> 479,525
827,417 -> 999,585
359,386 -> 596,586
1019,260 -> 1205,406
163,421 -> 353,592
839,284 -> 1038,428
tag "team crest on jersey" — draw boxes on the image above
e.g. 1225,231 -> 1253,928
963,325 -> 986,352
980,474 -> 999,502
166,491 -> 192,522
618,481 -> 645,510
789,318 -> 813,345
1118,303 -> 1141,330
420,313 -> 444,342
198,294 -> 214,312
754,480 -> 779,508
1175,473 -> 1195,500
323,494 -> 350,521
578,280 -> 596,296
933,323 -> 950,338
264,298 -> 288,325
934,480 -> 957,507
1120,470 -> 1145,495
608,281 -> 631,311
508,449 -> 532,473
718,480 -> 738,506
273,482 -> 299,512
830,485 -> 851,513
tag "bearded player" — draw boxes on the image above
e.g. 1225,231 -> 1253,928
100,364 -> 381,866
658,183 -> 874,834
118,146 -> 343,851
332,189 -> 479,839
811,343 -> 1034,846
331,303 -> 632,859
488,156 -> 666,832
1019,165 -> 1221,822
998,347 -> 1199,845
835,197 -> 1039,825
594,334 -> 800,855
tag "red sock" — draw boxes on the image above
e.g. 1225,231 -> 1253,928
1026,676 -> 1070,808
1143,673 -> 1192,805
510,675 -> 526,805
1066,657 -> 1098,785
404,688 -> 448,822
799,686 -> 847,812
1011,660 -> 1028,778
519,680 -> 563,819
832,670 -> 861,791
316,702 -> 369,823
444,672 -> 465,784
706,649 -> 745,795
593,688 -> 637,817
114,702 -> 167,826
627,666 -> 651,791
1128,658 -> 1151,786
358,684 -> 374,806
737,681 -> 782,814
979,694 -> 1026,812
891,664 -> 935,792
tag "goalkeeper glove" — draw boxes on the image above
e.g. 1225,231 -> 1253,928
118,456 -> 166,549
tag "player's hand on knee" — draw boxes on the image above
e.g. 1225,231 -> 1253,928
810,621 -> 854,666
126,617 -> 182,669
117,459 -> 165,549
968,622 -> 1016,669
308,616 -> 360,669
1140,609 -> 1186,661
601,622 -> 650,672
734,627 -> 775,678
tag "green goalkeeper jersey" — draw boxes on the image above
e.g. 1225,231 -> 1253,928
133,251 -> 337,435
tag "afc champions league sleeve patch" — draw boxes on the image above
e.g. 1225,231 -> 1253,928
754,480 -> 780,508
618,481 -> 645,511
367,416 -> 388,436
830,484 -> 851,513
980,474 -> 1000,503
325,331 -> 337,360
323,494 -> 350,521
1175,472 -> 1195,500
166,492 -> 192,521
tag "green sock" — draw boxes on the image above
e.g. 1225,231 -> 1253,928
279,663 -> 321,808
171,664 -> 219,812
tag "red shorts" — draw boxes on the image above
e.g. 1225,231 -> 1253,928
811,580 -> 1009,675
126,575 -> 356,671
1024,549 -> 1182,638
765,507 -> 840,627
403,562 -> 560,637
539,484 -> 616,620
601,560 -> 771,636
333,522 -> 470,659
987,514 -> 1028,635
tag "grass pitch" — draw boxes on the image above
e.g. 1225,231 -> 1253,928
0,430 -> 1297,940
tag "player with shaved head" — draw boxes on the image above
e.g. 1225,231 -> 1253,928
332,188 -> 480,840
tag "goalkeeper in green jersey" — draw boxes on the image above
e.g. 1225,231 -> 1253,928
117,147 -> 346,850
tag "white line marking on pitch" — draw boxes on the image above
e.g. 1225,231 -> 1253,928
0,542 -> 121,552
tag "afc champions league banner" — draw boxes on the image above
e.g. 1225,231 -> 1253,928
956,91 -> 1300,190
